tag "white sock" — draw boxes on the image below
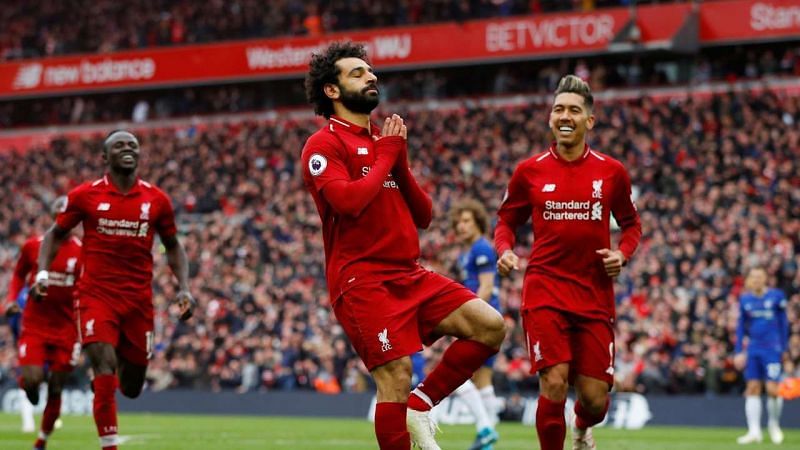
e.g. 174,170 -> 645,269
19,389 -> 35,432
745,396 -> 762,436
479,385 -> 499,426
767,396 -> 783,428
38,430 -> 49,441
454,380 -> 493,432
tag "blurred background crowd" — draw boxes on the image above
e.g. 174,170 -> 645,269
4,42 -> 799,129
1,0 -> 798,401
1,87 -> 799,396
2,0 -> 694,61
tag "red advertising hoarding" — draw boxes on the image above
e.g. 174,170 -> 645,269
700,0 -> 800,43
1,0 -> 799,99
0,9 -> 629,99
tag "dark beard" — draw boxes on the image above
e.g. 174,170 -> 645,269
339,87 -> 379,115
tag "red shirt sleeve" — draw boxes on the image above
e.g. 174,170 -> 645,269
303,134 -> 402,217
392,144 -> 432,229
155,190 -> 178,238
611,163 -> 642,261
6,239 -> 35,304
56,185 -> 87,231
494,162 -> 533,256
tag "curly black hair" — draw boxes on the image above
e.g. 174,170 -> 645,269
305,42 -> 369,119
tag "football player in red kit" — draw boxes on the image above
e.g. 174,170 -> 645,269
495,75 -> 641,450
32,130 -> 195,450
5,196 -> 82,450
302,42 -> 505,450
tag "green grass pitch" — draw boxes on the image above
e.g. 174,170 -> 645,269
1,412 -> 797,449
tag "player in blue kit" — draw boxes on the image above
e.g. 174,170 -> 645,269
734,266 -> 788,445
451,199 -> 502,450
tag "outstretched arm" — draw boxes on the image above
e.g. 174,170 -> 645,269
161,233 -> 194,321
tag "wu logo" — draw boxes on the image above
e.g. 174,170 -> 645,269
378,328 -> 392,352
140,202 -> 151,220
66,257 -> 78,273
592,179 -> 603,199
85,319 -> 95,337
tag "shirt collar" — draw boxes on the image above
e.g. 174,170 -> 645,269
102,174 -> 143,195
329,115 -> 379,138
548,142 -> 591,164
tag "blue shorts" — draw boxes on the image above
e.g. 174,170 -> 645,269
744,351 -> 783,382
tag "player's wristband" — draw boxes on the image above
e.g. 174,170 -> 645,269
35,270 -> 49,284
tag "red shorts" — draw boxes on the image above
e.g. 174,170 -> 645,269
77,297 -> 154,367
18,332 -> 80,372
522,307 -> 615,386
333,268 -> 476,371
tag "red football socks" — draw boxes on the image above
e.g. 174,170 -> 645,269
536,395 -> 566,450
40,394 -> 62,435
93,374 -> 119,449
374,402 -> 411,450
575,397 -> 609,429
409,339 -> 496,411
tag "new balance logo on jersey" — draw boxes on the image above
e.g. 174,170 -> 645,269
592,179 -> 603,199
85,319 -> 95,337
357,147 -> 369,155
533,341 -> 543,362
19,344 -> 27,358
378,328 -> 392,352
542,184 -> 556,192
97,203 -> 111,211
66,257 -> 78,273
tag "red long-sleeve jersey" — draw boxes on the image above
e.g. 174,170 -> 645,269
495,144 -> 641,320
6,235 -> 82,338
301,116 -> 432,300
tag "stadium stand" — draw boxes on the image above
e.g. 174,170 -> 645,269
1,81 -> 798,395
1,0 -> 687,60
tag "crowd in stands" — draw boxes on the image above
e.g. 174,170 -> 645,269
1,0 -> 693,61
1,86 -> 799,396
3,43 -> 799,130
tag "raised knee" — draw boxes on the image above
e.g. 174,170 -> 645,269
476,313 -> 506,348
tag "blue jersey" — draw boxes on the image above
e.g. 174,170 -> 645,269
736,288 -> 788,355
457,237 -> 500,310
